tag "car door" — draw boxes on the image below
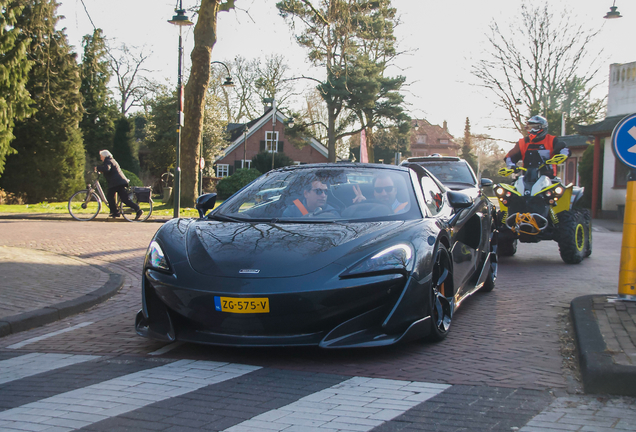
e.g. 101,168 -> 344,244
421,175 -> 482,297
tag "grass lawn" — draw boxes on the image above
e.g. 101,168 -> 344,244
0,197 -> 223,218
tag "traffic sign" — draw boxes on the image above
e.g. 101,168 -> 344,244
611,113 -> 636,169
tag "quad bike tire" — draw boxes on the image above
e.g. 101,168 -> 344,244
557,210 -> 586,264
498,238 -> 517,257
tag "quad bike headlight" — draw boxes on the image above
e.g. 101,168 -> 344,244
495,187 -> 505,197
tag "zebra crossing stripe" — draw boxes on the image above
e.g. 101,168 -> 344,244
6,322 -> 94,349
0,359 -> 261,431
0,353 -> 100,386
224,376 -> 450,431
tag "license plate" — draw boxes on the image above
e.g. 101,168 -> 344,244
214,296 -> 269,313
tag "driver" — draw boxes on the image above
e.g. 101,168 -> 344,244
352,173 -> 408,214
504,115 -> 569,177
282,178 -> 339,217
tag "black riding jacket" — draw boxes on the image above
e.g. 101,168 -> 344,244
96,156 -> 129,188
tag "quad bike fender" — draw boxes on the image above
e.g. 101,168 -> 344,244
553,185 -> 574,214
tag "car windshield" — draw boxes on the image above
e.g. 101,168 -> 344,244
418,161 -> 476,185
212,166 -> 421,222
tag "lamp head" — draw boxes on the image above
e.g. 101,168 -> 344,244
604,3 -> 622,19
168,7 -> 193,26
222,76 -> 235,87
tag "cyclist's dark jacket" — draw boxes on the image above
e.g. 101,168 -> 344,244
96,156 -> 129,188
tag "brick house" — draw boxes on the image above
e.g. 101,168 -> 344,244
213,108 -> 329,177
409,119 -> 460,157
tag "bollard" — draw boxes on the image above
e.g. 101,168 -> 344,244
619,174 -> 636,300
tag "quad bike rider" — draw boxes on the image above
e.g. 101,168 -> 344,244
494,115 -> 592,264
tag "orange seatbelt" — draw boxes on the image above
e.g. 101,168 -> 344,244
394,202 -> 408,213
293,199 -> 309,216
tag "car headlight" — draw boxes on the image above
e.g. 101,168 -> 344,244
344,244 -> 414,277
145,241 -> 170,272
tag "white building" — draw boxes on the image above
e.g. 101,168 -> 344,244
578,61 -> 634,218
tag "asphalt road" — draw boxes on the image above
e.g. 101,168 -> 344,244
0,219 -> 633,432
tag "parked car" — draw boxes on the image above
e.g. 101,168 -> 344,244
136,163 -> 497,348
402,155 -> 493,198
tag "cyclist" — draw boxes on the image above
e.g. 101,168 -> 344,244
94,150 -> 143,220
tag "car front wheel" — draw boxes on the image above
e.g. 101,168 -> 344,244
427,243 -> 453,342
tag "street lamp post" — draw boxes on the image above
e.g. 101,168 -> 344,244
168,1 -> 193,219
242,125 -> 250,168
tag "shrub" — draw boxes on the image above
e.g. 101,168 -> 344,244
216,169 -> 262,199
251,151 -> 294,174
577,144 -> 601,209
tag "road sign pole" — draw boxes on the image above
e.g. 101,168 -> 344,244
612,113 -> 636,300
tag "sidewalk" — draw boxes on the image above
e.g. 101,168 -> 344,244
0,246 -> 123,337
572,216 -> 636,396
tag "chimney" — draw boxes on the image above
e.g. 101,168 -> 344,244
442,120 -> 448,132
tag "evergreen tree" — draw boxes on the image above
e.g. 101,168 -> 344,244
112,116 -> 139,174
143,86 -> 178,177
460,117 -> 478,172
0,0 -> 35,176
79,28 -> 117,161
0,0 -> 85,202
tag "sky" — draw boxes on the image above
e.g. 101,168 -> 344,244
56,0 -> 635,152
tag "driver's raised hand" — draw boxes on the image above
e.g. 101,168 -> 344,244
352,184 -> 366,203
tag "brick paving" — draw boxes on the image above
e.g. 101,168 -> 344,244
593,297 -> 636,366
0,219 -> 623,391
0,246 -> 107,318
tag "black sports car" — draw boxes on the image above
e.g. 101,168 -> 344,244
402,155 -> 493,199
136,163 -> 497,348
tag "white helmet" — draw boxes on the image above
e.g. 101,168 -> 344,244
527,115 -> 548,134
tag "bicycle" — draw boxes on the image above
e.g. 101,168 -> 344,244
68,174 -> 153,222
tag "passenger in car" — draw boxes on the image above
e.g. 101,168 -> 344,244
352,173 -> 409,214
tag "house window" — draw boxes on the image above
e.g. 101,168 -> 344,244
416,135 -> 427,144
615,158 -> 629,189
439,139 -> 449,145
241,160 -> 251,169
217,164 -> 229,178
265,131 -> 279,152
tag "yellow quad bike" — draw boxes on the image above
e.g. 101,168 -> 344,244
494,153 -> 591,264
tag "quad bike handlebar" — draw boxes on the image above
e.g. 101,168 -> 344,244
498,153 -> 568,177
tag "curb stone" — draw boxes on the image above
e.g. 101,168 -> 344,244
0,266 -> 124,338
570,294 -> 636,397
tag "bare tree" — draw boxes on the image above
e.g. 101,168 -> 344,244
108,44 -> 152,115
255,54 -> 297,109
471,2 -> 604,136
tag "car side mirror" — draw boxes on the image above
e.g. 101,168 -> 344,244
480,178 -> 493,188
195,193 -> 217,217
447,191 -> 473,209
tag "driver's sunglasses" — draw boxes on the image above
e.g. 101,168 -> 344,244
312,188 -> 328,195
374,186 -> 394,193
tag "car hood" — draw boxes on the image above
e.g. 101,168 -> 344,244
186,220 -> 412,278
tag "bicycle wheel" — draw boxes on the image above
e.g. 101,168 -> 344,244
120,194 -> 153,222
68,190 -> 102,221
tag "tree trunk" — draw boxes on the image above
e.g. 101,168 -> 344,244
181,0 -> 220,207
